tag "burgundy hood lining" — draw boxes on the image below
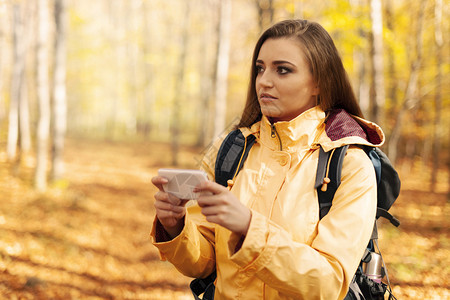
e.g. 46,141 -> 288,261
325,109 -> 382,145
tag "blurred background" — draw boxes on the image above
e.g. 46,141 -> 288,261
0,0 -> 449,299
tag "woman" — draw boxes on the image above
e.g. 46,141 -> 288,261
151,19 -> 383,299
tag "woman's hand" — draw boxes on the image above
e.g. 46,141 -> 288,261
151,176 -> 189,238
194,181 -> 251,236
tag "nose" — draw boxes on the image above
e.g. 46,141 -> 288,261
256,70 -> 273,88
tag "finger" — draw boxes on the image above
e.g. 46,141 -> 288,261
156,209 -> 185,221
197,193 -> 222,207
151,176 -> 169,191
154,200 -> 186,214
194,181 -> 227,195
203,214 -> 225,227
155,191 -> 179,205
197,189 -> 232,207
154,190 -> 169,201
155,190 -> 185,206
167,193 -> 186,206
200,204 -> 226,217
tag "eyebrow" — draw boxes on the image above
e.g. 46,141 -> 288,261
256,59 -> 296,67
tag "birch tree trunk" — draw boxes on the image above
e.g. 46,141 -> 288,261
19,77 -> 31,154
19,4 -> 33,156
7,3 -> 25,161
0,3 -> 8,123
255,0 -> 274,33
369,0 -> 385,125
293,1 -> 303,18
212,0 -> 231,138
171,2 -> 191,166
51,0 -> 67,181
197,1 -> 215,147
140,0 -> 155,137
354,0 -> 369,117
106,0 -> 123,139
388,1 -> 426,164
35,0 -> 51,191
125,0 -> 139,135
356,49 -> 370,116
384,0 -> 397,116
431,0 -> 443,191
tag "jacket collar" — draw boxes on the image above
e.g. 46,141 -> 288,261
254,106 -> 325,152
241,106 -> 385,152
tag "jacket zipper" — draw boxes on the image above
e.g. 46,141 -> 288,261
270,124 -> 283,151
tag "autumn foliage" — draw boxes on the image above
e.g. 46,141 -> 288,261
0,0 -> 449,299
0,139 -> 449,299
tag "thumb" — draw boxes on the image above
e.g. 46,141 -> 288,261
151,176 -> 168,192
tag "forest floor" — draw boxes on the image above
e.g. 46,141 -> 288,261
0,138 -> 448,299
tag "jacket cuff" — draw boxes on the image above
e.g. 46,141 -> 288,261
154,218 -> 174,242
227,232 -> 245,255
229,210 -> 277,274
150,215 -> 187,260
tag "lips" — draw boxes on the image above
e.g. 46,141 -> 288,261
259,92 -> 277,101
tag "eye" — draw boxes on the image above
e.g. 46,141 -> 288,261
277,66 -> 292,75
255,65 -> 264,74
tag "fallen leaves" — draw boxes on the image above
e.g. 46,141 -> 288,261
0,139 -> 448,299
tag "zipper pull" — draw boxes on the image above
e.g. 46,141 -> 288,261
270,124 -> 283,151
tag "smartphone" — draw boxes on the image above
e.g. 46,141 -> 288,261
158,168 -> 209,200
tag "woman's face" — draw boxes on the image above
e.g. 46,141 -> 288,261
255,37 -> 319,122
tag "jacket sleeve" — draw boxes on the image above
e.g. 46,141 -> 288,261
227,147 -> 377,299
150,206 -> 216,278
149,135 -> 225,278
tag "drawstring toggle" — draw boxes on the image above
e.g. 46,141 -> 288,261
321,177 -> 330,192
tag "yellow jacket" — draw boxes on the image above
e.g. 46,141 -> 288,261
151,106 -> 384,299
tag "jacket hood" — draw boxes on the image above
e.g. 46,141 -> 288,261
317,109 -> 385,152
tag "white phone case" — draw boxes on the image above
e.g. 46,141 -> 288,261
158,168 -> 209,199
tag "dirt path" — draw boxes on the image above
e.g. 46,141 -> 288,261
0,139 -> 448,299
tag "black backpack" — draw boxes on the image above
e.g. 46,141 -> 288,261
191,129 -> 400,300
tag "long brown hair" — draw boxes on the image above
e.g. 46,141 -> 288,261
236,19 -> 363,128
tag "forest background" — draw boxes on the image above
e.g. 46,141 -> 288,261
0,0 -> 449,299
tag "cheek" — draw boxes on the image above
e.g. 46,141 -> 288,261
291,80 -> 315,96
255,78 -> 261,91
280,83 -> 298,97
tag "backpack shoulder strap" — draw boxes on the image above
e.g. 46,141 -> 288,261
190,130 -> 255,299
315,145 -> 349,219
214,129 -> 256,187
315,145 -> 401,226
